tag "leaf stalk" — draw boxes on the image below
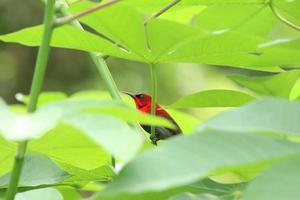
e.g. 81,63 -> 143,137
5,0 -> 56,199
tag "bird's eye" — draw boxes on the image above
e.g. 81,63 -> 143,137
137,94 -> 144,99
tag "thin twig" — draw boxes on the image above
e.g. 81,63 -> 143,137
144,0 -> 182,25
269,1 -> 300,32
55,0 -> 121,26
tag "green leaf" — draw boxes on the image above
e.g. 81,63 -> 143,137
0,25 -> 139,61
100,130 -> 300,195
168,90 -> 255,108
195,4 -> 275,38
0,99 -> 63,142
200,98 -> 300,136
125,0 -> 265,11
64,113 -> 143,161
59,162 -> 115,185
169,193 -> 219,200
159,6 -> 205,24
254,38 -> 300,68
16,92 -> 67,108
146,19 -> 206,62
56,187 -> 81,200
15,188 -> 63,200
228,70 -> 300,98
1,1 -> 290,72
44,99 -> 175,129
156,31 -> 282,72
29,124 -> 112,170
241,157 -> 300,200
0,136 -> 16,176
165,109 -> 199,134
70,2 -> 149,61
95,178 -> 246,200
290,78 -> 300,100
273,0 -> 300,27
0,154 -> 69,188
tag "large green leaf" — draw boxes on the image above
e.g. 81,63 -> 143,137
99,130 -> 300,195
156,30 -> 282,72
200,98 -> 300,136
195,4 -> 275,38
15,188 -> 63,200
0,97 -> 174,142
0,154 -> 69,188
96,177 -> 246,200
242,157 -> 300,200
0,3 -> 284,72
228,70 -> 300,98
146,19 -> 206,62
70,2 -> 149,61
29,124 -> 112,170
168,90 -> 255,108
0,25 -> 140,61
44,99 -> 175,129
251,38 -> 300,68
64,113 -> 143,161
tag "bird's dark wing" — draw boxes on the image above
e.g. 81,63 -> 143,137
141,125 -> 181,140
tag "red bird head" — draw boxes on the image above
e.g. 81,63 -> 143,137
125,92 -> 182,143
126,93 -> 153,109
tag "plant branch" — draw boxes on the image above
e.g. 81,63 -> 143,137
144,0 -> 181,25
5,0 -> 56,199
269,1 -> 300,32
150,63 -> 158,145
54,0 -> 121,26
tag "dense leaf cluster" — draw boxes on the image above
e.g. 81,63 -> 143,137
0,0 -> 300,199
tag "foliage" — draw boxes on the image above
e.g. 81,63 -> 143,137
0,0 -> 300,199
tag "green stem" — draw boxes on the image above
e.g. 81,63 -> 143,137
150,63 -> 158,144
5,142 -> 27,200
90,55 -> 122,101
144,0 -> 181,24
56,2 -> 122,102
54,0 -> 121,26
56,1 -> 133,167
5,1 -> 55,199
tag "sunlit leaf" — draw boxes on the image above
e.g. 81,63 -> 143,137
70,2 -> 149,61
229,70 -> 300,98
29,124 -> 112,170
15,188 -> 63,200
100,130 -> 300,195
168,90 -> 255,108
242,157 -> 300,200
0,25 -> 140,61
200,98 -> 300,136
273,0 -> 300,27
195,4 -> 275,38
64,113 -> 143,161
0,154 -> 69,188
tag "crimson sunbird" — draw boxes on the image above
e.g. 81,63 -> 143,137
126,93 -> 182,143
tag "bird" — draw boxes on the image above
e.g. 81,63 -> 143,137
126,93 -> 182,143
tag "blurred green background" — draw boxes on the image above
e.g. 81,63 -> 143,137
0,0 -> 270,120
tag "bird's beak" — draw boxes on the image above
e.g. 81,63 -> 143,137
122,91 -> 135,98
